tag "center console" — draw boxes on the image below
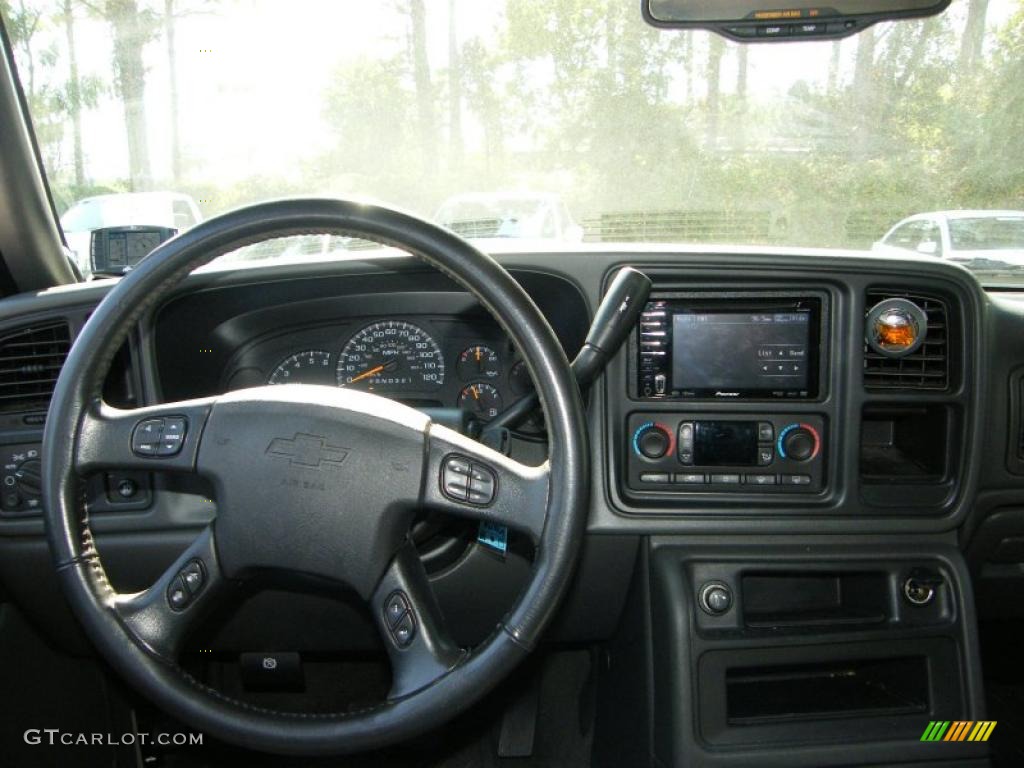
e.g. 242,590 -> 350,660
620,288 -> 832,504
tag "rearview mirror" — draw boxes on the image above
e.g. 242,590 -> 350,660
642,0 -> 951,41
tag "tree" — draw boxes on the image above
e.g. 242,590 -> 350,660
407,0 -> 437,177
164,0 -> 180,183
960,0 -> 990,72
447,0 -> 463,172
705,35 -> 724,149
60,0 -> 84,186
87,0 -> 159,191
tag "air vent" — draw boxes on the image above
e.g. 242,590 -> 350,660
863,290 -> 948,390
0,322 -> 71,413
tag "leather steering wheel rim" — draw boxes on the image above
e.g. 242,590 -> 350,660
42,198 -> 589,755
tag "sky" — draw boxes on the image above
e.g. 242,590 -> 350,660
8,0 -> 1020,197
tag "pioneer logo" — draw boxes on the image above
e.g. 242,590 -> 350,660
714,391 -> 740,397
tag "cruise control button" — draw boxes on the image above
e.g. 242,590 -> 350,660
384,591 -> 409,628
640,472 -> 670,483
466,462 -> 496,505
392,613 -> 415,648
443,474 -> 469,501
445,457 -> 472,476
710,474 -> 741,484
167,576 -> 190,611
441,456 -> 472,501
782,474 -> 812,485
180,559 -> 205,595
745,474 -> 777,486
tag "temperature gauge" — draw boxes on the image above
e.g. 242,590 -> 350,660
458,382 -> 503,421
457,345 -> 500,381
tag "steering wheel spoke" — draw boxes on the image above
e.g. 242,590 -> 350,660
372,541 -> 465,700
113,526 -> 229,662
76,398 -> 215,475
422,424 -> 550,544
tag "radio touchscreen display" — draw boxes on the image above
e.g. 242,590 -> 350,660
674,310 -> 810,394
636,298 -> 821,399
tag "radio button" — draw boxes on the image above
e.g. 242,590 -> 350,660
710,474 -> 741,484
757,446 -> 774,466
640,472 -> 671,483
654,374 -> 666,394
745,474 -> 777,486
674,473 -> 706,484
757,422 -> 774,442
678,451 -> 694,465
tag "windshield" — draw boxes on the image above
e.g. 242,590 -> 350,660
2,0 -> 1023,282
949,215 -> 1024,251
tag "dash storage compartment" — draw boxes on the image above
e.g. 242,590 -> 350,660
699,637 -> 961,747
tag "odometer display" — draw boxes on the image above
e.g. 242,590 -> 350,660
336,321 -> 445,392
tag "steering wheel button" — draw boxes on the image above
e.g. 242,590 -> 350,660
392,614 -> 415,648
179,559 -> 205,595
384,591 -> 409,628
157,438 -> 183,457
445,457 -> 471,476
167,576 -> 190,611
164,417 -> 187,435
132,419 -> 165,456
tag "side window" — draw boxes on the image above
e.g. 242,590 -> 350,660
172,200 -> 197,231
887,222 -> 921,249
918,221 -> 943,256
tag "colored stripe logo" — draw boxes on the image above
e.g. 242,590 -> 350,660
920,721 -> 997,742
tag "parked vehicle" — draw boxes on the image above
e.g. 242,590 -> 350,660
875,210 -> 1024,268
60,192 -> 202,276
435,192 -> 584,244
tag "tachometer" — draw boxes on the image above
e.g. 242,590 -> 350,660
267,350 -> 333,385
336,321 -> 445,392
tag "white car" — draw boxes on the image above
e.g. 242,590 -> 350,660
60,192 -> 203,276
435,192 -> 584,245
874,210 -> 1024,267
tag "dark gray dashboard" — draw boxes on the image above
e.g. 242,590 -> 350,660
0,246 -> 1022,668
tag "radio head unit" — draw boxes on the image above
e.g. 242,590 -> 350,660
637,296 -> 822,400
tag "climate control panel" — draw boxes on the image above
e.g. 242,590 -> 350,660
626,413 -> 825,493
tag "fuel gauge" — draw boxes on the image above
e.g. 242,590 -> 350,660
458,382 -> 503,421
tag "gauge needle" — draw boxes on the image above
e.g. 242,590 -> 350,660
475,347 -> 481,363
470,385 -> 480,400
349,364 -> 385,384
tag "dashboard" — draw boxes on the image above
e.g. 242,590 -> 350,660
1,246 -> 1021,768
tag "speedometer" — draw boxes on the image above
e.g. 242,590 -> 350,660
336,321 -> 445,392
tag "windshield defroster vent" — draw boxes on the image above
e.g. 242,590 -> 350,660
863,290 -> 948,391
0,322 -> 72,413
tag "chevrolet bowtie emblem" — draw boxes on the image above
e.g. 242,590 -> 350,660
266,433 -> 350,470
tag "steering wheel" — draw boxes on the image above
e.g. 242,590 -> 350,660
42,199 -> 589,755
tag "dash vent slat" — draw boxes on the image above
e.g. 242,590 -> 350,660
0,322 -> 71,413
863,290 -> 949,391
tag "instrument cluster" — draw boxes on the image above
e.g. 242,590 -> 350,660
225,317 -> 536,426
